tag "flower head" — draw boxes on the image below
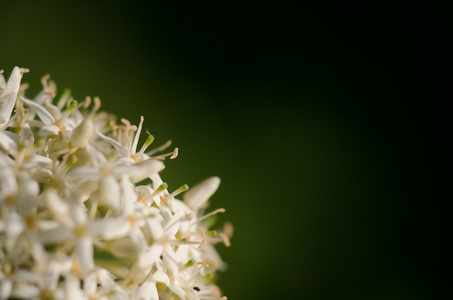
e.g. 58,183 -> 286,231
0,67 -> 231,300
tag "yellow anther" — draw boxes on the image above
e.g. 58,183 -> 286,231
128,214 -> 137,227
73,224 -> 87,238
130,154 -> 140,163
25,215 -> 38,229
137,196 -> 148,207
70,261 -> 80,275
53,122 -> 66,133
5,194 -> 16,205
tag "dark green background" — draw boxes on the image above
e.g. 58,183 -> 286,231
1,1 -> 448,299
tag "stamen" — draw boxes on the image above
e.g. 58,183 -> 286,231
110,120 -> 118,137
172,240 -> 201,245
131,116 -> 144,155
191,208 -> 226,225
43,91 -> 56,97
19,83 -> 30,93
41,74 -> 50,86
224,222 -> 234,238
120,118 -> 137,155
152,148 -> 178,160
89,96 -> 101,118
19,68 -> 30,73
198,227 -> 206,249
84,96 -> 91,108
146,140 -> 172,155
121,118 -> 131,127
219,233 -> 231,247
57,89 -> 72,109
163,215 -> 187,233
170,147 -> 179,159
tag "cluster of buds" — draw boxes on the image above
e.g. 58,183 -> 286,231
0,67 -> 231,300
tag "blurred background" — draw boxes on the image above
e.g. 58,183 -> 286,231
1,1 -> 448,299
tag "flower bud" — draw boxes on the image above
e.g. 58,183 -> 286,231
71,118 -> 93,148
184,176 -> 220,209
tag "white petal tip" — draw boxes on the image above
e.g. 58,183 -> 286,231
184,176 -> 221,209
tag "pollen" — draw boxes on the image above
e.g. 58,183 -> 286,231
5,194 -> 16,205
128,214 -> 137,227
70,261 -> 80,275
130,154 -> 140,163
25,215 -> 38,229
53,122 -> 66,133
73,224 -> 88,238
137,196 -> 148,206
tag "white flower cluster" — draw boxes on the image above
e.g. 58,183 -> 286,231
0,67 -> 231,300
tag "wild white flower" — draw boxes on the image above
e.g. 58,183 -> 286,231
0,67 -> 231,300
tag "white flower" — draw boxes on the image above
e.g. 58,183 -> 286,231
0,66 -> 231,300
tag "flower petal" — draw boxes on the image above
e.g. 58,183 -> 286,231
76,236 -> 94,276
39,124 -> 60,136
96,129 -> 128,157
0,67 -> 21,127
22,97 -> 56,125
151,270 -> 170,286
138,244 -> 163,270
136,281 -> 158,300
0,131 -> 17,157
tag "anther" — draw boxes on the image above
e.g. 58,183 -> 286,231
198,227 -> 207,249
219,233 -> 231,247
89,96 -> 101,118
73,224 -> 87,238
84,96 -> 91,108
146,140 -> 172,156
41,74 -> 50,86
191,208 -> 226,225
170,147 -> 179,159
128,214 -> 137,227
19,83 -> 30,92
25,216 -> 38,229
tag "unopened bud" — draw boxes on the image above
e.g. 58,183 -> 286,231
184,177 -> 221,209
71,118 -> 93,148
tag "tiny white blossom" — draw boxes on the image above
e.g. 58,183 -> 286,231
0,67 -> 231,300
